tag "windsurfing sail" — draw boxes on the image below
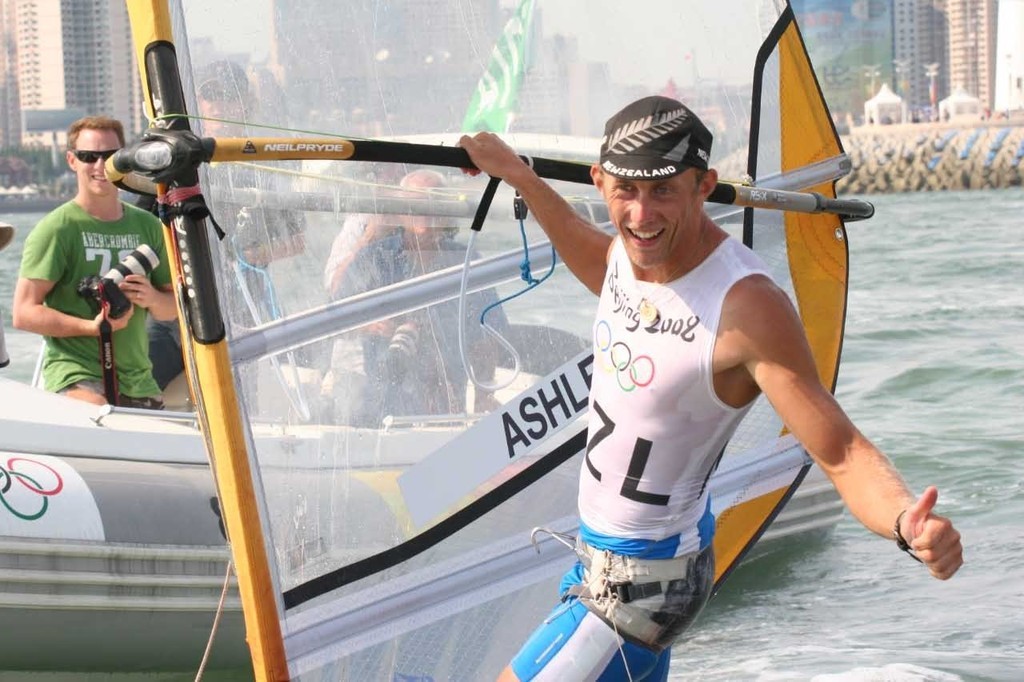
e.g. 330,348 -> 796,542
122,1 -> 854,679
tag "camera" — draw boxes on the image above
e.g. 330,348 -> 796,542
385,322 -> 419,378
77,244 -> 160,319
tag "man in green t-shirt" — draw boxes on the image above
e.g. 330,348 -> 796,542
12,116 -> 177,408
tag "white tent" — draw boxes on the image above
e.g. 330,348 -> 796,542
864,83 -> 906,125
939,88 -> 982,121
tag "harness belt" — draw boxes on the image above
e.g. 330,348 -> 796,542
567,539 -> 715,652
611,579 -> 664,604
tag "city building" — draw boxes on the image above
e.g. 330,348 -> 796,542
4,0 -> 145,148
790,0 -> 895,120
994,0 -> 1024,114
892,0 -> 948,112
794,0 -> 1006,121
515,27 -> 613,137
0,0 -> 20,148
945,0 -> 998,111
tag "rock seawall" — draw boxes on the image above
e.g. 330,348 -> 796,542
837,122 -> 1024,195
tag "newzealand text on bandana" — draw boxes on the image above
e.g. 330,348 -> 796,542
602,160 -> 678,178
607,264 -> 699,341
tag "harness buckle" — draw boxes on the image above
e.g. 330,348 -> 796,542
612,582 -> 630,603
612,581 -> 664,604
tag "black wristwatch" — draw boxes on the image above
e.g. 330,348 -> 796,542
893,509 -> 923,563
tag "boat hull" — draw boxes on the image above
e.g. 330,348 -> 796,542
0,378 -> 841,673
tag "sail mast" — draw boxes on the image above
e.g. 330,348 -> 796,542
123,2 -> 288,679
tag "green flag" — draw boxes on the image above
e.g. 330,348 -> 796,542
461,0 -> 535,133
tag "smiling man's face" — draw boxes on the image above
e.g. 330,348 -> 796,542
67,128 -> 122,199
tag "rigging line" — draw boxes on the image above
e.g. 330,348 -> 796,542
193,559 -> 234,682
224,161 -> 405,188
589,565 -> 637,682
457,229 -> 521,393
151,112 -> 372,140
231,235 -> 312,421
456,206 -> 557,393
211,160 -> 310,180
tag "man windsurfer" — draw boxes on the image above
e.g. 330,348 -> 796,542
459,95 -> 963,681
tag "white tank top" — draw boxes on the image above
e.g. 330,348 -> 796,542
578,236 -> 771,553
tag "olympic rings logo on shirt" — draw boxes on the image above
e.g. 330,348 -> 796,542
0,457 -> 65,521
595,320 -> 655,392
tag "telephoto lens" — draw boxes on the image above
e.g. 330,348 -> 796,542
103,244 -> 160,284
77,245 -> 162,319
385,323 -> 419,378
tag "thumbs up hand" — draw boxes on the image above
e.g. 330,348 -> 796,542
899,486 -> 963,580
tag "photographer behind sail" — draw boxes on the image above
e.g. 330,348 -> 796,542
329,169 -> 508,424
13,116 -> 175,409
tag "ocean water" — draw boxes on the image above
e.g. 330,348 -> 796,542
1,189 -> 1021,681
669,189 -> 1024,681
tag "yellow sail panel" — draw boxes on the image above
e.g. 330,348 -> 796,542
778,24 -> 843,172
712,489 -> 788,581
778,18 -> 848,391
784,211 -> 846,390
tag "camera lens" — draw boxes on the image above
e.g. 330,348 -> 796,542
385,323 -> 419,378
104,244 -> 160,284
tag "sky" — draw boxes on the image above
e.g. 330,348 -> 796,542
184,0 -> 760,88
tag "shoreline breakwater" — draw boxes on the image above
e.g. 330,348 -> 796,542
836,121 -> 1024,195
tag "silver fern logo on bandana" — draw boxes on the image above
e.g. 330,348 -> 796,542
599,96 -> 712,178
603,107 -> 691,156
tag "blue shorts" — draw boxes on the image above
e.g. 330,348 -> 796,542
509,538 -> 714,681
510,586 -> 672,681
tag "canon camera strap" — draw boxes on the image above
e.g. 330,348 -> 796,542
97,312 -> 119,405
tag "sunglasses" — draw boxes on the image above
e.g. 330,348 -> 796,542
72,149 -> 118,164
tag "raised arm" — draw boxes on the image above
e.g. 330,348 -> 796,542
459,132 -> 612,295
721,275 -> 963,580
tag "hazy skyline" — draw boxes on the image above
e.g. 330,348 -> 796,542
185,0 -> 759,89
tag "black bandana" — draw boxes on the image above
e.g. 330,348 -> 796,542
600,96 -> 713,179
